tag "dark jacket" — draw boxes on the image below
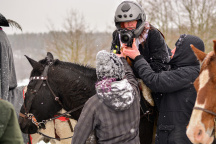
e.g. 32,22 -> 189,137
0,99 -> 24,144
71,58 -> 140,144
111,25 -> 170,73
133,34 -> 205,144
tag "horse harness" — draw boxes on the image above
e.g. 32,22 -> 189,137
193,107 -> 216,137
19,60 -> 84,140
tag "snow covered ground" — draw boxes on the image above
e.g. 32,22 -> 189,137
18,78 -> 29,87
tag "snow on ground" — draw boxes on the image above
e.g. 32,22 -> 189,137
18,78 -> 29,87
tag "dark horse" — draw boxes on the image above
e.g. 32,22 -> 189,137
18,52 -> 155,144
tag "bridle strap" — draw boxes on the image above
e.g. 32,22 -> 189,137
19,104 -> 84,129
37,131 -> 73,141
193,107 -> 216,117
19,112 -> 27,118
24,65 -> 50,113
46,79 -> 63,107
194,106 -> 216,138
33,65 -> 49,93
28,63 -> 63,110
45,104 -> 84,122
35,104 -> 84,141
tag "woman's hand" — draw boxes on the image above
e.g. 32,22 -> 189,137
122,38 -> 141,59
116,52 -> 125,58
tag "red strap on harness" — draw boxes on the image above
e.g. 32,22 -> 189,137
54,115 -> 69,121
27,134 -> 32,144
23,88 -> 25,99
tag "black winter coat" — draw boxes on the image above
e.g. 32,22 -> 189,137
111,24 -> 170,73
133,34 -> 205,144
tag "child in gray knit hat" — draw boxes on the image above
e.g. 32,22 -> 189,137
96,50 -> 125,80
72,50 -> 141,144
95,50 -> 134,111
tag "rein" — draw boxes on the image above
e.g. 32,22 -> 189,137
36,104 -> 84,141
37,131 -> 73,141
193,107 -> 216,137
194,107 -> 216,117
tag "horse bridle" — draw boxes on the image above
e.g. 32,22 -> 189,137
19,60 -> 84,140
193,107 -> 216,137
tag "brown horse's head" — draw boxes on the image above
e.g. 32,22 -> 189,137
186,40 -> 216,144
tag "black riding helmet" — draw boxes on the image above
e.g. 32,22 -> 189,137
114,1 -> 146,38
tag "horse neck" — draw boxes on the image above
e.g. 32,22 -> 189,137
50,62 -> 97,120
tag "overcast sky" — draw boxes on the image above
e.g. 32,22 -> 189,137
1,0 -> 134,34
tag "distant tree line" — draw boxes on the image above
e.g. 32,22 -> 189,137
8,1 -> 216,82
8,31 -> 112,82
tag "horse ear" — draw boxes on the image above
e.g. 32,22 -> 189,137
25,55 -> 43,69
190,44 -> 207,62
47,52 -> 54,60
213,40 -> 216,55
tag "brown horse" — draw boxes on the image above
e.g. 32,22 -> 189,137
186,40 -> 216,144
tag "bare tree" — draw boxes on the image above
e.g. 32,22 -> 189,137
137,0 -> 216,51
46,9 -> 105,65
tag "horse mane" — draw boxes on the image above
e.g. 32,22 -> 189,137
54,59 -> 96,78
38,58 -> 96,78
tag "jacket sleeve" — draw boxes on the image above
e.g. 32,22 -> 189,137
0,100 -> 24,144
121,58 -> 139,98
134,56 -> 199,93
71,96 -> 99,144
147,27 -> 171,72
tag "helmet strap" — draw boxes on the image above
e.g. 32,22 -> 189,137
134,22 -> 145,38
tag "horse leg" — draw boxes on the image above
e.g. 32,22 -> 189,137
139,116 -> 154,144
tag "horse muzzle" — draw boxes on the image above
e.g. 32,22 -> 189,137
18,113 -> 39,134
186,122 -> 214,144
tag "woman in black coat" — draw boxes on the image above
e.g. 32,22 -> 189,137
111,1 -> 170,73
123,34 -> 205,144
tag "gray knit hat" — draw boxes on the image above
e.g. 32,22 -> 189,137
96,50 -> 125,80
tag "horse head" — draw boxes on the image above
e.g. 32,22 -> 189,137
19,52 -> 62,134
186,40 -> 216,144
19,52 -> 97,134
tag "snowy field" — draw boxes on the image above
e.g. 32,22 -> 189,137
18,78 -> 29,87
